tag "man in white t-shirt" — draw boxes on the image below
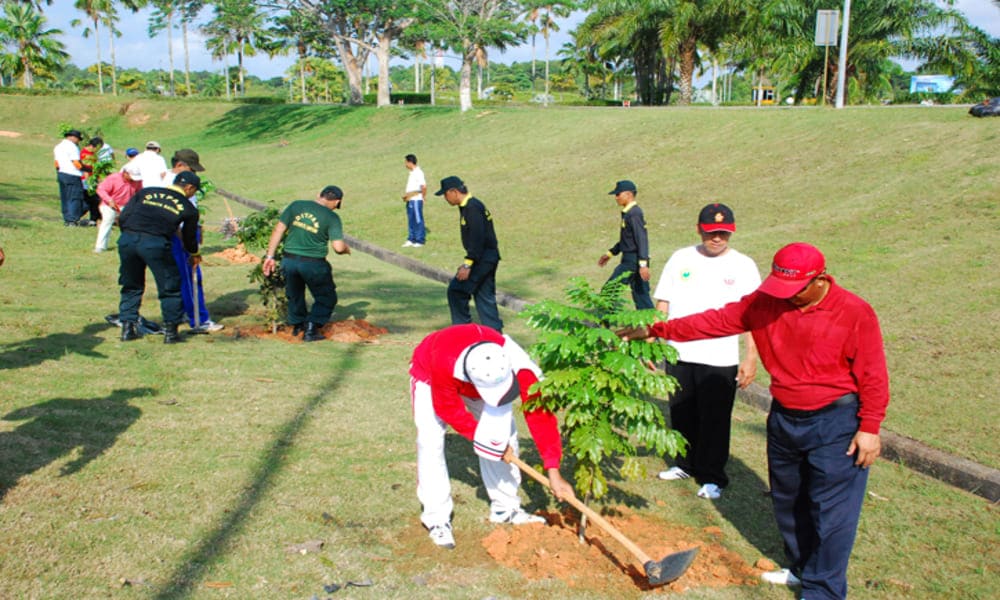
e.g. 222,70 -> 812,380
653,203 -> 761,500
401,153 -> 427,247
53,129 -> 87,226
135,141 -> 169,188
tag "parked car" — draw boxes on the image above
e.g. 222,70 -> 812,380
969,97 -> 1000,117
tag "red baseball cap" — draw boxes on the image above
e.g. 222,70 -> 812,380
757,242 -> 826,298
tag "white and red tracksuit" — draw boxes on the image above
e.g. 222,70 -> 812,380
409,324 -> 562,528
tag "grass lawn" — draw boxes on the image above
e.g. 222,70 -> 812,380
0,95 -> 997,598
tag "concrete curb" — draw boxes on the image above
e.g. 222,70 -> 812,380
216,187 -> 1000,503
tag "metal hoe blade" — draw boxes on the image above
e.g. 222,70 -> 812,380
644,547 -> 699,586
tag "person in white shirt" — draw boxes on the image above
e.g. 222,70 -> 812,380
135,141 -> 168,188
653,203 -> 761,500
53,129 -> 88,226
401,153 -> 427,247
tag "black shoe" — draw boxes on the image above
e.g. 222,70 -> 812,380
121,321 -> 141,341
303,322 -> 325,342
163,323 -> 181,344
291,323 -> 304,336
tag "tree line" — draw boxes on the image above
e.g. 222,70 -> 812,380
1,0 -> 998,109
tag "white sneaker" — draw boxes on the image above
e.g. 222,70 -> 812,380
195,320 -> 224,332
489,508 -> 546,525
761,568 -> 801,586
411,242 -> 424,247
402,240 -> 415,247
697,483 -> 722,499
658,467 -> 691,481
427,523 -> 455,549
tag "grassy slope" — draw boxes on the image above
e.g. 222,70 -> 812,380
0,96 -> 997,598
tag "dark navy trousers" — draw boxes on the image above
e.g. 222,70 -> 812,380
767,399 -> 868,600
282,255 -> 338,326
118,231 -> 184,325
606,252 -> 653,309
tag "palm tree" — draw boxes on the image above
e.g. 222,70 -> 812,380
205,0 -> 271,97
179,1 -> 205,96
148,0 -> 177,95
0,2 -> 67,88
202,16 -> 235,100
268,8 -> 325,104
72,0 -> 112,94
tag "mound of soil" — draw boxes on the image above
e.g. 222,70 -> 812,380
231,319 -> 388,343
482,507 -> 760,594
214,244 -> 260,264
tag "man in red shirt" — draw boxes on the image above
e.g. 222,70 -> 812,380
410,324 -> 574,549
621,242 -> 889,600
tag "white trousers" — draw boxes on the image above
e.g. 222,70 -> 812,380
94,204 -> 117,251
412,379 -> 522,528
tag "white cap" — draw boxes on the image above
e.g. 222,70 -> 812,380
145,140 -> 160,150
123,163 -> 142,179
464,342 -> 518,407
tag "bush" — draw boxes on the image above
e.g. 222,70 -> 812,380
522,275 -> 686,503
362,92 -> 432,105
235,206 -> 287,333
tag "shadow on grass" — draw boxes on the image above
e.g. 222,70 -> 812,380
204,104 -> 355,144
0,387 -> 149,502
148,344 -> 363,600
713,456 -> 785,565
0,322 -> 107,371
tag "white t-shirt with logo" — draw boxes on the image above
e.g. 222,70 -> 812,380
653,245 -> 761,366
406,166 -> 426,201
54,139 -> 82,176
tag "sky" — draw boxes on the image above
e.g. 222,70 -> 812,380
41,0 -> 1000,81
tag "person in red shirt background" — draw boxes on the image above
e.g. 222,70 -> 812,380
409,324 -> 575,550
621,242 -> 889,600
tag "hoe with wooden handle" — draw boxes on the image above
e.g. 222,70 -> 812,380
509,454 -> 699,586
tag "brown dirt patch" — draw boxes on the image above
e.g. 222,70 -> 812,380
230,319 -> 388,343
214,244 -> 260,264
481,507 -> 760,594
0,130 -> 22,138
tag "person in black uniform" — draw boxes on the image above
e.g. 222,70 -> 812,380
597,179 -> 653,309
117,170 -> 201,344
435,176 -> 503,332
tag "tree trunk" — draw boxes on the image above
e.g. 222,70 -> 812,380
20,52 -> 33,88
238,40 -> 246,96
459,45 -> 474,112
376,30 -> 392,106
167,11 -> 175,95
182,19 -> 191,96
223,56 -> 231,101
476,62 -> 483,99
543,30 -> 550,105
93,17 -> 104,94
678,36 -> 696,105
109,26 -> 117,96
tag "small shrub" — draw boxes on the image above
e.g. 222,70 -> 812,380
235,206 -> 287,332
522,275 -> 687,503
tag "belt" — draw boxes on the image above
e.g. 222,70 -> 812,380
771,393 -> 858,418
283,252 -> 326,262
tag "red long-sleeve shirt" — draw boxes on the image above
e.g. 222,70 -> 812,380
410,324 -> 563,468
650,279 -> 889,434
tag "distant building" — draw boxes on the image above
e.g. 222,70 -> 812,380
909,75 -> 956,94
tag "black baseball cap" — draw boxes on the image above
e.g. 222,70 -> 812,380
434,176 -> 464,196
174,170 -> 201,191
609,180 -> 637,195
320,185 -> 343,199
64,129 -> 83,139
698,203 -> 736,233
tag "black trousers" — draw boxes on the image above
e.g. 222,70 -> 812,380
282,255 -> 338,325
666,360 -> 738,487
447,260 -> 502,332
117,231 -> 184,325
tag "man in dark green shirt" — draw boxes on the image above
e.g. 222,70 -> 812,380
262,186 -> 351,341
